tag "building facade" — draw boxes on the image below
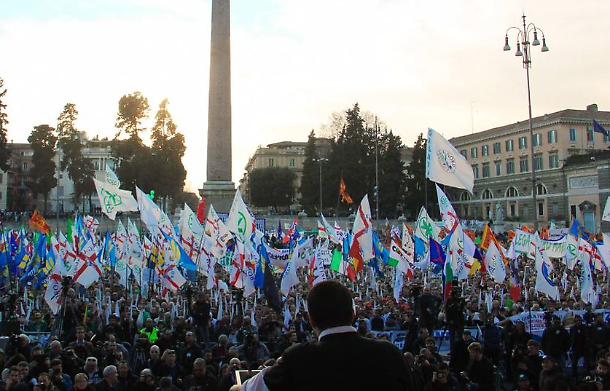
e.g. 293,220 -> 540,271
6,135 -> 115,214
450,104 -> 610,231
240,138 -> 332,208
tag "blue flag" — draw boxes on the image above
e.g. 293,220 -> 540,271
429,238 -> 446,274
372,231 -> 389,265
569,219 -> 581,238
593,120 -> 609,137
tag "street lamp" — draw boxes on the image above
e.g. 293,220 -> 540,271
503,15 -> 549,229
313,157 -> 328,213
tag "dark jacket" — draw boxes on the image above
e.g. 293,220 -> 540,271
181,373 -> 217,391
465,357 -> 495,391
538,367 -> 568,391
263,332 -> 409,391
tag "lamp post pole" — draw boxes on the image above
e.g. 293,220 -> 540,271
314,158 -> 328,213
504,14 -> 549,229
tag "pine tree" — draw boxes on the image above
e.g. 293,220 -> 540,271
112,92 -> 153,194
28,125 -> 58,213
0,78 -> 11,171
299,130 -> 319,215
405,133 -> 436,218
378,130 -> 407,217
151,99 -> 186,211
57,103 -> 95,211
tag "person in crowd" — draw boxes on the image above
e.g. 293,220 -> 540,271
73,374 -> 95,391
133,370 -> 156,391
538,355 -> 568,391
181,358 -> 217,391
463,342 -> 495,391
115,362 -> 137,391
95,366 -> 118,391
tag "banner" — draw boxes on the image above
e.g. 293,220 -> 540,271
513,229 -> 532,255
541,235 -> 567,258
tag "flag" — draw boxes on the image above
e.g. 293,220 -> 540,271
339,178 -> 353,205
484,240 -> 507,283
280,246 -> 300,296
105,165 -> 121,187
394,269 -> 405,302
593,119 -> 609,137
429,238 -> 445,274
436,184 -> 460,231
442,253 -> 454,301
603,197 -> 610,222
447,225 -> 469,280
372,231 -> 390,266
320,213 -> 340,244
136,186 -> 162,234
330,248 -> 344,273
580,251 -> 595,304
94,179 -> 138,220
204,204 -> 232,258
226,190 -> 254,243
196,197 -> 207,225
44,274 -> 63,315
414,207 -> 440,242
426,128 -> 474,192
29,210 -> 51,235
263,260 -> 282,313
349,195 -> 374,273
534,242 -> 559,300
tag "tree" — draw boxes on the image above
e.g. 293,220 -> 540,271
327,103 -> 372,214
112,92 -> 153,193
57,103 -> 95,211
250,167 -> 296,209
151,99 -> 186,211
115,91 -> 150,141
378,130 -> 407,218
0,78 -> 11,171
405,133 -> 436,218
299,130 -> 320,215
28,125 -> 57,213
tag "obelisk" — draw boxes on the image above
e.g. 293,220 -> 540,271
200,0 -> 235,212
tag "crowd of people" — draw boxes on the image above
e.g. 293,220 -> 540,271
0,221 -> 608,391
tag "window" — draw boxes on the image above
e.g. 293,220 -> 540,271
289,159 -> 295,167
506,186 -> 519,198
587,126 -> 594,142
547,130 -> 557,144
0,173 -> 3,183
460,149 -> 467,158
493,142 -> 501,154
93,160 -> 100,170
519,136 -> 528,149
534,154 -> 543,171
495,161 -> 501,176
570,205 -> 577,219
552,203 -> 559,216
533,133 -> 542,147
520,156 -> 529,172
482,163 -> 490,178
549,153 -> 559,169
470,147 -> 478,158
472,164 -> 479,179
510,204 -> 516,217
505,139 -> 514,152
482,145 -> 489,157
569,128 -> 577,142
538,202 -> 545,216
506,159 -> 515,174
268,158 -> 274,167
536,183 -> 548,195
460,192 -> 471,201
22,162 -> 28,171
482,189 -> 494,199
605,133 -> 610,143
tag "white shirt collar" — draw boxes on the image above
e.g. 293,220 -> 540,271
318,326 -> 357,341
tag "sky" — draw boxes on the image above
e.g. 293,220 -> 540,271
2,0 -> 610,192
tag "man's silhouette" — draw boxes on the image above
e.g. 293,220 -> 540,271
242,280 -> 409,391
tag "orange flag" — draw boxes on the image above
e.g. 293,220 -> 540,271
339,178 -> 354,205
29,210 -> 51,235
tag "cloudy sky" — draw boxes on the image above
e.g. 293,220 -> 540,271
1,0 -> 609,191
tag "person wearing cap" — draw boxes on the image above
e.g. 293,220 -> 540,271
538,355 -> 568,391
515,374 -> 533,391
133,370 -> 155,391
242,280 -> 409,391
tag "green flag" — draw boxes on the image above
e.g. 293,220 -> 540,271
331,249 -> 343,272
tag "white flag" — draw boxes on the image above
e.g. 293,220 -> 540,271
44,274 -> 63,315
204,205 -> 232,257
94,179 -> 138,220
603,196 -> 610,222
426,128 -> 474,192
414,206 -> 440,242
280,245 -> 300,296
320,213 -> 341,244
580,252 -> 595,304
436,184 -> 459,231
226,190 -> 254,243
351,195 -> 374,263
136,186 -> 162,233
105,165 -> 121,188
534,244 -> 559,300
484,240 -> 506,283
